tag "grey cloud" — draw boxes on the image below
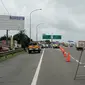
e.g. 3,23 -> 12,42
56,19 -> 85,33
57,0 -> 85,15
0,0 -> 85,41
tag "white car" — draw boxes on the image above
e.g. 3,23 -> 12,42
41,44 -> 46,48
45,44 -> 49,48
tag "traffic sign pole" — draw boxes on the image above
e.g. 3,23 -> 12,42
51,34 -> 53,48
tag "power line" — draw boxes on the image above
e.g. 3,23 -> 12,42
0,0 -> 10,15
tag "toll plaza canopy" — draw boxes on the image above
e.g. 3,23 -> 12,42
0,15 -> 25,30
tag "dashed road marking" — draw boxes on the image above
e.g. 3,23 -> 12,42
70,55 -> 82,64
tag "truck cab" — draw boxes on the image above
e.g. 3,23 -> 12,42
28,42 -> 41,53
76,41 -> 85,50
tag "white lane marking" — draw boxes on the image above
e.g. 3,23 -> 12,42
76,60 -> 79,63
80,62 -> 82,64
31,49 -> 45,85
70,55 -> 82,64
71,56 -> 75,60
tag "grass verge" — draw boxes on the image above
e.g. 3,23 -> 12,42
0,51 -> 25,62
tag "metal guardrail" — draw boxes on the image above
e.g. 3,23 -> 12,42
0,48 -> 23,58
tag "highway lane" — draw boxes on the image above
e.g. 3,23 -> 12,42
0,48 -> 85,85
0,51 -> 42,85
36,48 -> 85,85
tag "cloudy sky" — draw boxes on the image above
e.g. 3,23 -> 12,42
0,0 -> 85,41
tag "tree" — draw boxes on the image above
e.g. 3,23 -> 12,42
13,31 -> 32,48
0,35 -> 10,41
45,40 -> 51,44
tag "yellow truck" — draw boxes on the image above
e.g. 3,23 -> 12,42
28,42 -> 41,53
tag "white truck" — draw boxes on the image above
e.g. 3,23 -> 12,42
76,41 -> 85,50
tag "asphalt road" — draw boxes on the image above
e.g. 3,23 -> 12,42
0,48 -> 85,85
0,52 -> 42,85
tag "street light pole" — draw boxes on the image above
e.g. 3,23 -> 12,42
30,13 -> 31,41
36,23 -> 44,41
36,26 -> 38,41
29,9 -> 42,42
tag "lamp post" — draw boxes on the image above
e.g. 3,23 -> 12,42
30,9 -> 42,42
36,23 -> 44,41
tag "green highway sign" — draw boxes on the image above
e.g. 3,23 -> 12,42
53,35 -> 62,39
42,34 -> 62,39
43,34 -> 51,39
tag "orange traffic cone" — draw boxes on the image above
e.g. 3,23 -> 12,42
66,53 -> 71,62
62,48 -> 66,54
64,52 -> 67,57
60,47 -> 64,52
59,47 -> 65,54
59,46 -> 62,51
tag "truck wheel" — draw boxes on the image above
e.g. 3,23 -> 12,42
28,51 -> 31,54
38,50 -> 40,53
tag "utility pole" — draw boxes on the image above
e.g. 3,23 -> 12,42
6,30 -> 8,45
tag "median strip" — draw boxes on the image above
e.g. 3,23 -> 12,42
0,48 -> 24,62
